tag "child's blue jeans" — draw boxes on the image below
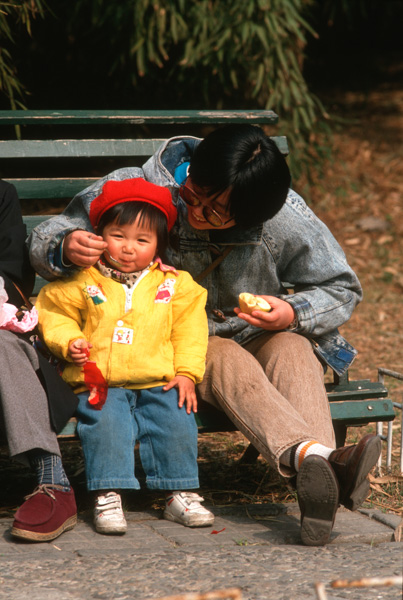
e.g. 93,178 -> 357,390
76,386 -> 199,491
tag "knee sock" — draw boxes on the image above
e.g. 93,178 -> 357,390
281,441 -> 334,472
29,451 -> 71,492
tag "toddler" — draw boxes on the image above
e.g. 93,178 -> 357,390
37,178 -> 213,534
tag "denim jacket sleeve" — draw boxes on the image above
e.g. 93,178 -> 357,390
271,191 -> 363,337
27,167 -> 145,280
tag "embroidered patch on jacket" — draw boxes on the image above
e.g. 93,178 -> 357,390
84,284 -> 107,305
112,327 -> 133,344
154,278 -> 176,304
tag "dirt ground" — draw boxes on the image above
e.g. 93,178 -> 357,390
1,78 -> 402,519
297,82 -> 403,514
308,88 -> 402,386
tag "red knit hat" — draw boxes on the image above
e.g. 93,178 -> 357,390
89,178 -> 177,231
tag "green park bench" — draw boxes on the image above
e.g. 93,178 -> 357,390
0,109 -> 395,452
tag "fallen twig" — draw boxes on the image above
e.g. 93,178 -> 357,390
369,482 -> 394,497
315,575 -> 403,599
331,575 -> 403,589
368,474 -> 403,484
153,588 -> 242,600
365,498 -> 403,514
314,582 -> 328,600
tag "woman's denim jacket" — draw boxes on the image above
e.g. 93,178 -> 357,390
28,136 -> 363,376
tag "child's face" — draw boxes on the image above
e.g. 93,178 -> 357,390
102,216 -> 158,273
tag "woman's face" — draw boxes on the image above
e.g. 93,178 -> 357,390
180,178 -> 235,231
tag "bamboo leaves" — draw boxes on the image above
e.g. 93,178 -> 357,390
0,0 -> 47,108
1,0 -> 334,173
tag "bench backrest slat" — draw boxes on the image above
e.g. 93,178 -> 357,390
24,215 -> 51,237
9,178 -> 98,200
0,109 -> 279,126
1,136 -> 289,159
0,139 -> 166,159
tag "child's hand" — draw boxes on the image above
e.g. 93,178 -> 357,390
163,375 -> 197,414
68,339 -> 92,365
234,296 -> 296,331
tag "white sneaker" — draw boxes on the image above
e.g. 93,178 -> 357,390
163,491 -> 215,527
94,491 -> 127,535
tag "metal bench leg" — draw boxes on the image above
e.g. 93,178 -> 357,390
238,443 -> 260,464
333,422 -> 347,448
378,368 -> 403,474
376,421 -> 384,472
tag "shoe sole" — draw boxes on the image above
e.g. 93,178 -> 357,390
342,435 -> 382,511
297,456 -> 339,547
11,514 -> 77,542
163,511 -> 215,528
94,522 -> 127,535
94,527 -> 127,535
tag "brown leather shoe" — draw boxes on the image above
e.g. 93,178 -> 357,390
328,434 -> 381,511
297,455 -> 339,546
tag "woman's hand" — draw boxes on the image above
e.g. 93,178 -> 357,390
68,339 -> 92,365
234,296 -> 296,331
63,231 -> 108,267
163,375 -> 197,414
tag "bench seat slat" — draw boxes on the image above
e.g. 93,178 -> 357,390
325,379 -> 388,400
328,399 -> 395,423
57,396 -> 396,438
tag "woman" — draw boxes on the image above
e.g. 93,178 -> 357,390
0,180 -> 77,542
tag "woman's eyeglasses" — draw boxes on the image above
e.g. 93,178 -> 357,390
179,182 -> 234,228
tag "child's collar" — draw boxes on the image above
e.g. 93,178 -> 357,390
96,258 -> 151,288
96,256 -> 178,287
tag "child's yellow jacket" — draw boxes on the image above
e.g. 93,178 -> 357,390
36,263 -> 208,392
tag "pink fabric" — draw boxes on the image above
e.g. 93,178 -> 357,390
155,257 -> 178,275
0,303 -> 38,333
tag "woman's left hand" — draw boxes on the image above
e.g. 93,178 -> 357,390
163,375 -> 197,414
234,296 -> 296,331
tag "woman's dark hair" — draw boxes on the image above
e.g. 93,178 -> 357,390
97,201 -> 169,257
189,124 -> 291,228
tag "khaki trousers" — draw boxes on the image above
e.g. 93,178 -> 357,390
198,332 -> 336,476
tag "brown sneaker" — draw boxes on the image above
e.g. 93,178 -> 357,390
328,434 -> 381,511
11,485 -> 77,542
297,455 -> 339,546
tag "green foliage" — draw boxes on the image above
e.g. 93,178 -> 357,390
0,0 -> 47,108
61,0 -> 330,175
117,4 -> 316,111
0,0 -> 382,175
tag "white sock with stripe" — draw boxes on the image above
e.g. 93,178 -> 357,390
281,441 -> 334,472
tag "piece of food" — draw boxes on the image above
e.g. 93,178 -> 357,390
238,293 -> 272,314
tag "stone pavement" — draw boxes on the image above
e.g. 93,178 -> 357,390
0,502 -> 402,600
